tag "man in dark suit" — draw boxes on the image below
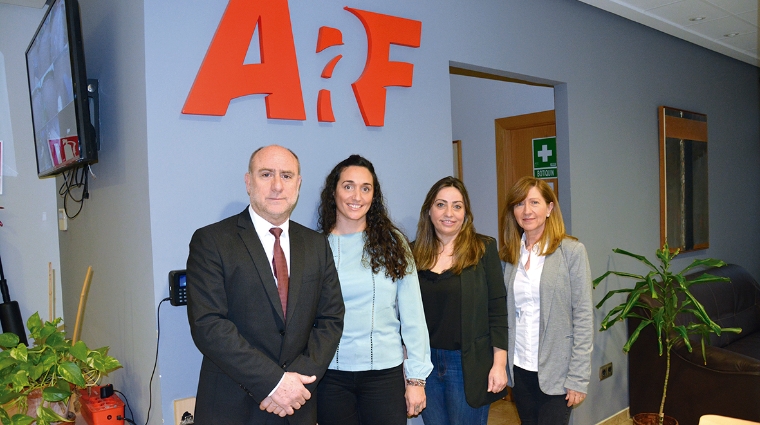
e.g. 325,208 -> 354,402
187,145 -> 344,424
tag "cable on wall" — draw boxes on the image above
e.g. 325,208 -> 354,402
142,297 -> 171,425
59,165 -> 94,219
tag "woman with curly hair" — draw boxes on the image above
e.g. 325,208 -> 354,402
413,176 -> 508,425
315,155 -> 432,425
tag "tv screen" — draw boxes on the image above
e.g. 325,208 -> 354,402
25,0 -> 97,178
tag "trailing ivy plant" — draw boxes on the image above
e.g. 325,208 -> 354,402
593,242 -> 742,425
0,312 -> 122,425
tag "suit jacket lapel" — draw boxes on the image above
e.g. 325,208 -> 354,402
237,211 -> 286,323
286,221 -> 304,326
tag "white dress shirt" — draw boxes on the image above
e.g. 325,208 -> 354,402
513,234 -> 546,372
248,206 -> 291,395
248,206 -> 291,285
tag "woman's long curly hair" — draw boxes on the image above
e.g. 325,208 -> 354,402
413,176 -> 485,275
317,155 -> 411,282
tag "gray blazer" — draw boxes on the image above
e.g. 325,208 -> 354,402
503,237 -> 593,395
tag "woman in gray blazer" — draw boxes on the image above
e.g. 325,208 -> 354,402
500,176 -> 593,425
413,176 -> 508,425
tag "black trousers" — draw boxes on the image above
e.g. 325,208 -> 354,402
316,364 -> 406,425
512,366 -> 572,425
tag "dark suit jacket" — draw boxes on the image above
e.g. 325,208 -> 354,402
186,209 -> 344,424
459,236 -> 509,407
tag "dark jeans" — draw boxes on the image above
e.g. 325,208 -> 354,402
421,348 -> 489,425
316,364 -> 406,425
512,366 -> 572,425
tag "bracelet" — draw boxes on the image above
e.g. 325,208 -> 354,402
405,378 -> 426,387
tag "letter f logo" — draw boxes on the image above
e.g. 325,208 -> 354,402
345,7 -> 422,127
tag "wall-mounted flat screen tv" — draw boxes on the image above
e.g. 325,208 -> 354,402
26,0 -> 97,178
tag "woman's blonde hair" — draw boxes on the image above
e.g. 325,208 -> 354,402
413,177 -> 486,275
498,176 -> 574,264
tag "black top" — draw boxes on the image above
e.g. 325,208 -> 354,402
418,269 -> 461,350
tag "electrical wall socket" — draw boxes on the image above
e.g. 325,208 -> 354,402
599,362 -> 613,380
173,397 -> 196,425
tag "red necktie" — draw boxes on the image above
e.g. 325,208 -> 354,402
269,228 -> 289,319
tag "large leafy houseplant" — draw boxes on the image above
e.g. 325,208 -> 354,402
0,313 -> 122,425
593,243 -> 741,425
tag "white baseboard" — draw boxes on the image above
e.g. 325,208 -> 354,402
597,408 -> 630,425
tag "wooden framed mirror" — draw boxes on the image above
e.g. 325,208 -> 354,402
659,106 -> 708,252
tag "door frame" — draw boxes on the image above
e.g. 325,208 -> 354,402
495,110 -> 557,243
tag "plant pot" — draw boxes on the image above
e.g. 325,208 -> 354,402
0,389 -> 42,417
632,413 -> 679,425
24,389 -> 73,423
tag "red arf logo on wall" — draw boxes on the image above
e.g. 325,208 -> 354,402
182,0 -> 422,127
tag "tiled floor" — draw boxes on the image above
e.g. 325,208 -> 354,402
487,399 -> 634,424
488,399 -> 520,424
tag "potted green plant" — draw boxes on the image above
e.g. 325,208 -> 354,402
593,242 -> 741,425
0,312 -> 122,425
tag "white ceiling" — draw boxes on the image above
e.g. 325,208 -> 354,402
0,0 -> 45,8
579,0 -> 759,67
2,0 -> 757,67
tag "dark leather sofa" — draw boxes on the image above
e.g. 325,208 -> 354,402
627,264 -> 760,425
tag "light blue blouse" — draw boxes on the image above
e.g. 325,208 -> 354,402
327,231 -> 433,380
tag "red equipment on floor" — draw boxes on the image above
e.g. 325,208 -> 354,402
79,385 -> 125,425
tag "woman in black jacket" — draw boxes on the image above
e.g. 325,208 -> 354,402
413,176 -> 508,425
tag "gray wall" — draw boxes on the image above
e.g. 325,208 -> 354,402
450,74 -> 555,240
1,0 -> 758,424
0,5 -> 63,337
56,0 -> 158,421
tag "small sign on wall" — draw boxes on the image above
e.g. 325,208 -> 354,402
532,136 -> 557,179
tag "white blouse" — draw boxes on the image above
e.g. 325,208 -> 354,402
513,234 -> 546,372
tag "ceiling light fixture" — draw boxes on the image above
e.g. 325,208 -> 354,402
724,32 -> 740,37
688,16 -> 706,22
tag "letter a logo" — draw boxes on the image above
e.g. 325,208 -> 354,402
183,0 -> 306,120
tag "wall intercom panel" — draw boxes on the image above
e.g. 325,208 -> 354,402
169,270 -> 187,306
